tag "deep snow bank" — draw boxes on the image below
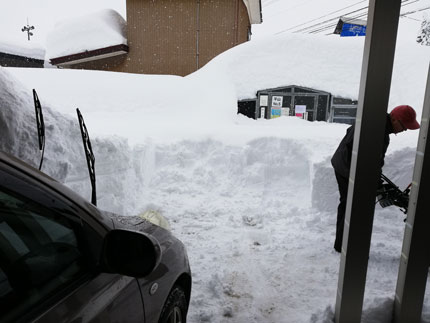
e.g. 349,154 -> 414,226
0,65 -> 418,219
0,67 -> 145,214
192,32 -> 430,118
2,66 -> 429,322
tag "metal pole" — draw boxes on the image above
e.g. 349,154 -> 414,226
335,0 -> 401,322
394,64 -> 430,323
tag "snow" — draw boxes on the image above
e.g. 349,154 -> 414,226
46,9 -> 127,59
0,38 -> 45,60
2,1 -> 430,322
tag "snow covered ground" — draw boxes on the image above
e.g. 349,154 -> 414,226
2,1 -> 430,322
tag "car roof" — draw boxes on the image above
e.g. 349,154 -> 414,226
0,150 -> 114,230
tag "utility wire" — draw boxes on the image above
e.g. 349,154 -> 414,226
309,12 -> 368,34
321,5 -> 429,34
304,0 -> 416,34
310,1 -> 424,34
298,0 -> 422,35
400,5 -> 430,16
278,0 -> 419,35
275,0 -> 367,35
293,6 -> 368,34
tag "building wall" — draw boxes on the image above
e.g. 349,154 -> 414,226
65,0 -> 250,76
127,0 -> 199,76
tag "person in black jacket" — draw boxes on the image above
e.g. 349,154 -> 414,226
331,105 -> 420,253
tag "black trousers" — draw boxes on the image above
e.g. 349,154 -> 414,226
334,171 -> 349,252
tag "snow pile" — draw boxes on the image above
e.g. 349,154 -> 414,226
3,16 -> 430,323
3,63 -> 429,322
0,67 -> 144,214
0,39 -> 45,60
195,32 -> 430,118
46,9 -> 127,59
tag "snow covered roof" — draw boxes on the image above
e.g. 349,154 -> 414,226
243,0 -> 262,24
46,9 -> 127,65
338,16 -> 367,27
0,39 -> 45,60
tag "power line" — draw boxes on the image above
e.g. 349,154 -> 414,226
275,0 -> 367,35
306,0 -> 423,35
303,0 -> 417,34
276,0 -> 421,36
293,6 -> 368,34
309,12 -> 368,34
400,5 -> 430,16
304,0 -> 420,34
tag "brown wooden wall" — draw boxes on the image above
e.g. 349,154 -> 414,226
66,0 -> 250,76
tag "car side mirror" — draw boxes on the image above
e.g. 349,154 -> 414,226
100,229 -> 161,278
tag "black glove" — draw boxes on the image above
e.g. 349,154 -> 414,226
379,197 -> 395,208
376,184 -> 395,208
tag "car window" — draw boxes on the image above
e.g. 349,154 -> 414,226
0,187 -> 93,323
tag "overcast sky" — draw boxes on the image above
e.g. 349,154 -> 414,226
1,0 -> 428,47
0,0 -> 126,45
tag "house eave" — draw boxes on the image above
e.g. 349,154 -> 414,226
50,44 -> 129,67
243,0 -> 262,24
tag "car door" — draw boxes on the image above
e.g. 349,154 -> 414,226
0,164 -> 145,323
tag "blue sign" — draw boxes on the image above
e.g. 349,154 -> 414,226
341,23 -> 366,37
271,108 -> 281,119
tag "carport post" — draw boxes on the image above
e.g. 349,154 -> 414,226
394,64 -> 430,322
334,0 -> 401,322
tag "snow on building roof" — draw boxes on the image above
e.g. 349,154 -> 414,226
0,39 -> 45,60
46,9 -> 127,64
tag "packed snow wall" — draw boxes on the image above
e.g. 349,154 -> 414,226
1,67 -> 418,218
1,69 -> 315,217
0,68 -> 146,213
311,148 -> 417,214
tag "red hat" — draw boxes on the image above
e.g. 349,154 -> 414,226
390,105 -> 420,130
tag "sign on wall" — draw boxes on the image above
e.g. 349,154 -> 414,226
260,95 -> 268,106
271,108 -> 281,118
281,108 -> 290,116
295,105 -> 306,117
272,96 -> 283,107
341,23 -> 366,37
260,107 -> 266,119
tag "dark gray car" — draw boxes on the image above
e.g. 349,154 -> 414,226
0,151 -> 191,323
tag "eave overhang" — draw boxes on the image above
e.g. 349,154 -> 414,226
50,44 -> 128,67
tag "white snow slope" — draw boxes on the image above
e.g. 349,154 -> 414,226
2,15 -> 430,323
